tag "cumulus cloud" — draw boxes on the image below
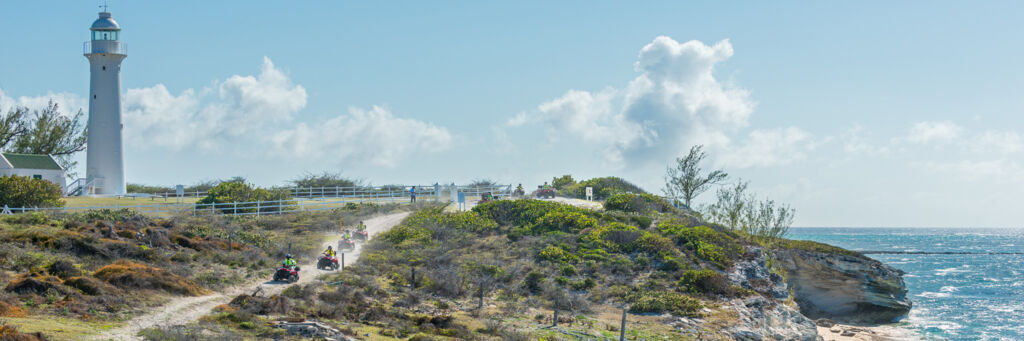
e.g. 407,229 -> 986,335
0,89 -> 87,117
907,121 -> 962,144
270,106 -> 453,167
124,57 -> 307,151
973,130 -> 1023,154
527,37 -> 761,167
717,127 -> 811,168
120,57 -> 451,166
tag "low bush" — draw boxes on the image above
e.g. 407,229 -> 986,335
604,193 -> 674,214
560,177 -> 647,200
537,245 -> 579,264
626,291 -> 702,316
4,275 -> 70,296
197,182 -> 293,214
94,261 -> 209,296
0,175 -> 63,208
63,276 -> 114,296
0,323 -> 47,341
46,260 -> 80,279
677,269 -> 737,296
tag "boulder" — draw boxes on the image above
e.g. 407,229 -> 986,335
776,249 -> 911,324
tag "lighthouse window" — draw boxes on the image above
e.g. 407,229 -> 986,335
102,66 -> 106,70
92,31 -> 118,41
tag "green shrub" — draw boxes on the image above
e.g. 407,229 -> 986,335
551,175 -> 576,190
560,177 -> 646,200
636,232 -> 676,255
579,222 -> 641,252
604,193 -> 674,214
678,269 -> 737,296
537,245 -> 579,264
0,175 -> 63,208
473,199 -> 592,227
630,215 -> 653,228
534,209 -> 598,234
559,265 -> 577,276
196,182 -> 292,214
659,224 -> 742,268
570,278 -> 596,291
524,271 -> 544,293
627,291 -> 702,316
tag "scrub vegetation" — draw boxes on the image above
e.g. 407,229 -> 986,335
190,192 -> 831,340
0,203 -> 402,338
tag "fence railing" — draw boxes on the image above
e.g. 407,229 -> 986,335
140,184 -> 512,200
5,184 -> 513,218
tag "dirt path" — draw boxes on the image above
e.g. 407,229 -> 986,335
97,212 -> 411,340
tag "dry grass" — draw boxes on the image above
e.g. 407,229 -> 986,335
93,261 -> 210,296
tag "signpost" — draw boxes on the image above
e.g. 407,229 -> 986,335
175,184 -> 185,204
457,192 -> 466,211
585,186 -> 594,201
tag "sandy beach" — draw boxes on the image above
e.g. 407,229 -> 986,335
817,322 -> 920,341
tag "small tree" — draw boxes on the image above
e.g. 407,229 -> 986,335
0,106 -> 28,148
702,180 -> 749,230
463,262 -> 504,311
551,175 -> 575,190
8,101 -> 87,177
663,145 -> 728,208
289,171 -> 359,188
0,175 -> 64,208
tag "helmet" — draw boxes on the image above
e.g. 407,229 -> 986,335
327,246 -> 332,250
286,254 -> 292,258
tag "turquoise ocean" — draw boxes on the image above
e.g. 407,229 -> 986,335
789,228 -> 1024,341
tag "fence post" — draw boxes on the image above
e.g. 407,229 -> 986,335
553,303 -> 559,327
411,266 -> 416,289
234,202 -> 237,215
256,201 -> 261,217
620,307 -> 628,341
341,253 -> 345,271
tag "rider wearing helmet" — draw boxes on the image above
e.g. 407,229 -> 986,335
324,246 -> 336,257
343,230 -> 352,240
282,254 -> 296,268
357,221 -> 366,232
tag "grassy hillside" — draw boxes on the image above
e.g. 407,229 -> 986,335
0,203 -> 405,339
168,199 -> 844,340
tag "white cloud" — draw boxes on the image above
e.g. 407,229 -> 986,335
907,121 -> 962,144
505,112 -> 529,127
0,89 -> 87,118
270,106 -> 453,167
973,130 -> 1023,154
527,37 -> 761,167
124,57 -> 307,151
925,159 -> 1024,182
717,127 -> 811,168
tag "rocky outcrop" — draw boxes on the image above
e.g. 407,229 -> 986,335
776,249 -> 912,324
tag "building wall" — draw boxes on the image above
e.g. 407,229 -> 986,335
0,168 -> 67,190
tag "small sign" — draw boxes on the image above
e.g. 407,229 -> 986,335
458,192 -> 466,204
175,185 -> 185,197
585,187 -> 593,201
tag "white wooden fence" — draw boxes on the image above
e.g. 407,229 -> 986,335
3,184 -> 512,218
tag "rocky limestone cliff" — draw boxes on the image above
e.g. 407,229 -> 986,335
776,248 -> 912,324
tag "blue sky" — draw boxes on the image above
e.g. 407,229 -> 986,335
2,1 -> 1023,227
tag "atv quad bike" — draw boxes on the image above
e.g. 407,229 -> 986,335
535,187 -> 556,199
353,230 -> 368,241
317,255 -> 340,271
273,266 -> 301,283
479,192 -> 494,203
339,239 -> 356,252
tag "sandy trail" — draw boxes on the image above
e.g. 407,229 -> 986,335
97,212 -> 410,340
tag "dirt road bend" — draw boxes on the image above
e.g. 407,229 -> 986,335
97,211 -> 411,340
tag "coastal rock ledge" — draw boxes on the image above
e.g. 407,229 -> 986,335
776,249 -> 913,324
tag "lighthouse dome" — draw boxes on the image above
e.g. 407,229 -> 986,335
91,12 -> 120,31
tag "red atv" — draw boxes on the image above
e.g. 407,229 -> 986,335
317,255 -> 339,270
535,187 -> 556,199
353,230 -> 368,241
339,239 -> 356,252
273,266 -> 300,283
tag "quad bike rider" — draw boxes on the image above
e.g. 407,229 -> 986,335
339,230 -> 356,252
514,184 -> 525,197
317,246 -> 340,270
353,221 -> 368,241
273,254 -> 300,282
535,182 -> 556,199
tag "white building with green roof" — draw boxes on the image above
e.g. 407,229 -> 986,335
0,153 -> 67,189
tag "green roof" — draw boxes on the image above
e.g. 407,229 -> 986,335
1,153 -> 63,171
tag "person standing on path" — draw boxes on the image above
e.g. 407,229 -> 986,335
410,186 -> 416,203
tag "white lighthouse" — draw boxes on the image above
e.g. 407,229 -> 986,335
84,11 -> 126,195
